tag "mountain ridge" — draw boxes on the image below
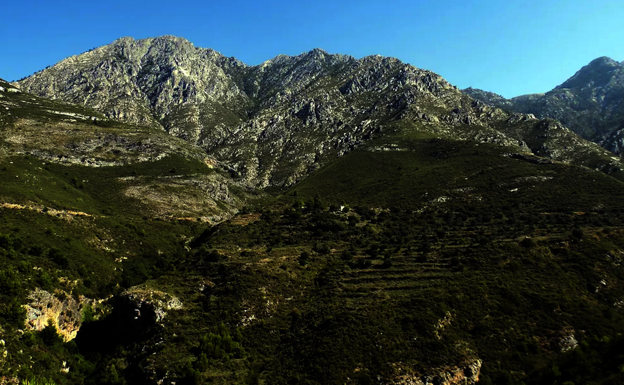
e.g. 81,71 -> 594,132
15,36 -> 624,189
464,56 -> 624,155
4,39 -> 624,385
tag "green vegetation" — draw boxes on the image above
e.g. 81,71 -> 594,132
0,139 -> 225,383
3,135 -> 624,384
2,82 -> 624,383
20,379 -> 58,385
175,195 -> 624,384
0,154 -> 213,215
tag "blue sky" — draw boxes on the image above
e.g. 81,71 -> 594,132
1,0 -> 623,98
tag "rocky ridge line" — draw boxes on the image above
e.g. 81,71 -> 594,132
16,37 -> 624,187
464,56 -> 624,155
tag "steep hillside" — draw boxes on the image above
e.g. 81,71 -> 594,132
16,37 -> 624,188
0,77 -> 254,384
2,77 -> 624,384
464,57 -> 624,155
1,77 -> 248,222
54,135 -> 624,385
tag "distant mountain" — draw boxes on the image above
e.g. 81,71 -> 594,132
16,36 -> 624,188
464,57 -> 624,155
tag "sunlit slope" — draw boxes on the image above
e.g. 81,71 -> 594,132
0,78 -> 247,221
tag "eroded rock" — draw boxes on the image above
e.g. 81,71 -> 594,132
386,359 -> 482,385
118,286 -> 182,328
23,288 -> 98,341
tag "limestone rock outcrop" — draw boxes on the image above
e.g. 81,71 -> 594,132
117,285 -> 182,333
386,359 -> 482,385
23,288 -> 98,341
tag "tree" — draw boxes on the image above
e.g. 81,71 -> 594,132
572,228 -> 584,240
382,254 -> 393,268
519,237 -> 536,248
341,250 -> 353,262
40,319 -> 63,347
299,251 -> 310,266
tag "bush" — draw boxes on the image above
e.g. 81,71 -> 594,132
382,254 -> 393,268
197,323 -> 245,361
0,268 -> 22,296
48,248 -> 70,268
299,251 -> 310,266
340,250 -> 353,261
197,246 -> 222,263
572,228 -> 584,240
40,320 -> 63,347
519,237 -> 536,248
313,243 -> 331,255
82,304 -> 95,323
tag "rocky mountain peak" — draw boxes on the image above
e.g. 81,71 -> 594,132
556,56 -> 622,90
463,56 -> 624,155
305,47 -> 328,58
589,56 -> 620,67
16,35 -> 250,130
463,87 -> 514,108
112,36 -> 135,43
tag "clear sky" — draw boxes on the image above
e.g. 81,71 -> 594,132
1,0 -> 623,98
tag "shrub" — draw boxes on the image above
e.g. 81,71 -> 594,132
197,323 -> 245,361
299,251 -> 310,266
382,254 -> 393,268
572,228 -> 584,240
313,243 -> 331,255
519,237 -> 536,248
340,250 -> 353,261
48,248 -> 70,268
40,320 -> 63,347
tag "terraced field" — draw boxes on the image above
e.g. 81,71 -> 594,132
340,257 -> 454,299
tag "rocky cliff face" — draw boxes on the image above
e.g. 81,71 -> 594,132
16,37 -> 624,187
462,87 -> 516,110
23,289 -> 99,341
116,285 -> 182,335
16,37 -> 249,131
464,57 -> 624,155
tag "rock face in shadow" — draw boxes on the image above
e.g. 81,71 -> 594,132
117,285 -> 183,331
75,286 -> 182,354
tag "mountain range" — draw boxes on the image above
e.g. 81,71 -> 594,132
14,36 -> 624,187
2,36 -> 624,385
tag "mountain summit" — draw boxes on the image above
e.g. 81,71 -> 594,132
465,56 -> 624,154
557,56 -> 622,90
